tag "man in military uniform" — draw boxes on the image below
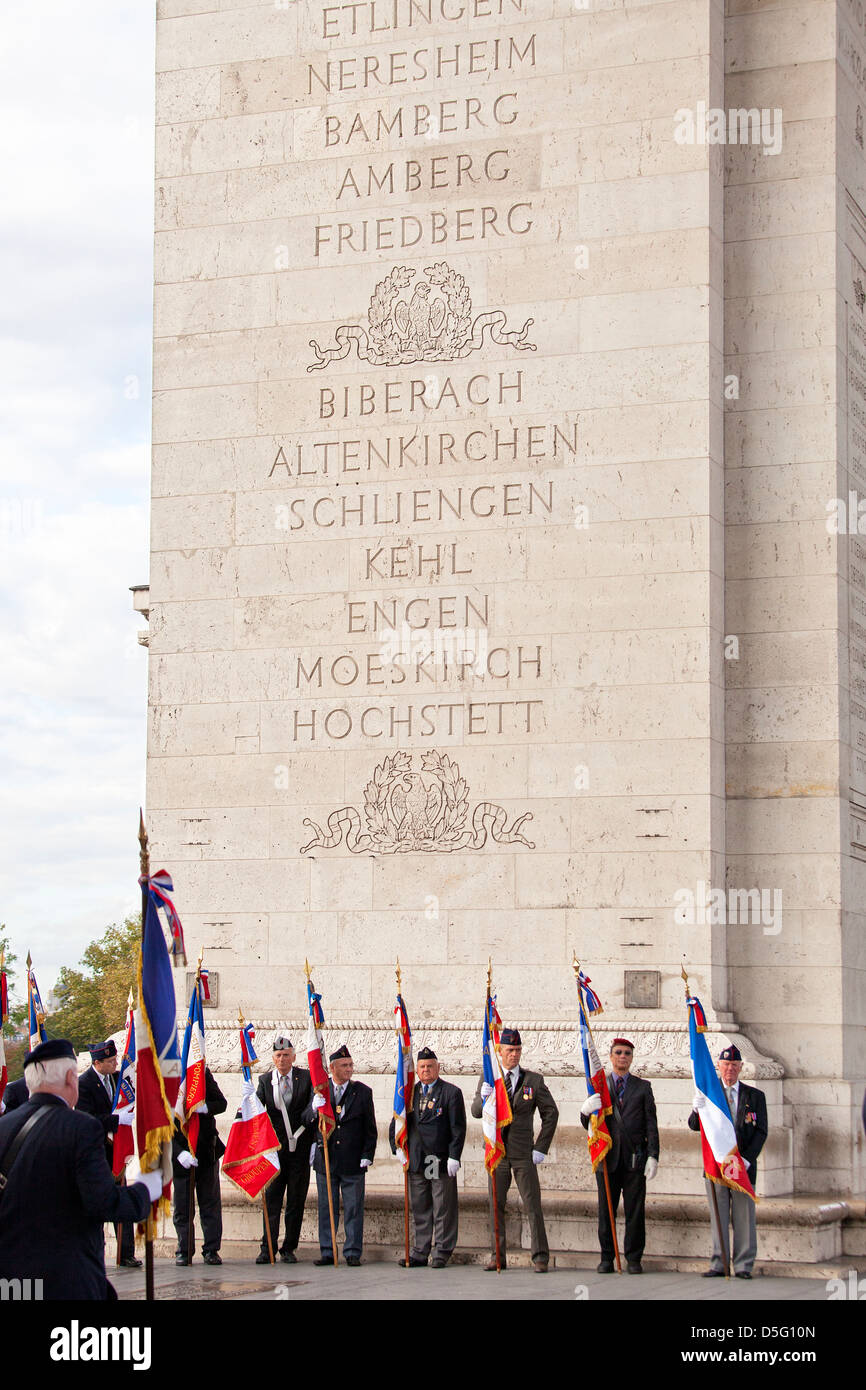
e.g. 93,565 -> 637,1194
255,1032 -> 314,1264
0,1039 -> 161,1299
389,1046 -> 466,1268
76,1038 -> 140,1268
0,1076 -> 28,1112
304,1044 -> 376,1267
689,1043 -> 767,1279
471,1027 -> 559,1272
581,1036 -> 659,1274
171,1064 -> 228,1266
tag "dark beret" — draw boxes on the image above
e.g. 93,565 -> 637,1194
417,1047 -> 437,1061
719,1045 -> 742,1061
500,1028 -> 521,1046
23,1038 -> 77,1069
329,1044 -> 351,1062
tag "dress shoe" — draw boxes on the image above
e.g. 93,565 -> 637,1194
118,1257 -> 142,1269
702,1269 -> 725,1277
256,1252 -> 273,1264
345,1256 -> 362,1267
175,1254 -> 191,1266
314,1256 -> 334,1266
735,1271 -> 752,1280
398,1257 -> 427,1267
483,1257 -> 506,1271
532,1260 -> 548,1273
627,1262 -> 643,1274
202,1252 -> 222,1266
596,1261 -> 615,1273
280,1251 -> 298,1264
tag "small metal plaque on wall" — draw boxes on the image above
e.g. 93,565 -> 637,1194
185,971 -> 218,1008
624,970 -> 659,1009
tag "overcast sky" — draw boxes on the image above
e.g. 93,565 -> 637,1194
0,1 -> 154,1004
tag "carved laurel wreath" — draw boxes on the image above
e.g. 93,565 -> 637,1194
367,262 -> 472,359
362,749 -> 470,851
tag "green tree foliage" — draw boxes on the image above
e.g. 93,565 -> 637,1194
1,927 -> 31,1081
46,915 -> 141,1052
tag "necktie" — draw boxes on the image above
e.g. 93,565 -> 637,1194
103,1074 -> 113,1101
280,1074 -> 292,1106
726,1086 -> 735,1116
505,1071 -> 514,1100
615,1075 -> 625,1102
422,1084 -> 429,1096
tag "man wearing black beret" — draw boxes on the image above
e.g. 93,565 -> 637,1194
76,1038 -> 141,1269
471,1027 -> 559,1272
689,1044 -> 767,1279
0,1039 -> 162,1299
304,1044 -> 377,1267
389,1046 -> 466,1269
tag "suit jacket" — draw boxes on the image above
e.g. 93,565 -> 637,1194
76,1065 -> 119,1163
304,1079 -> 376,1179
582,1072 -> 659,1172
256,1067 -> 314,1165
0,1093 -> 150,1299
388,1077 -> 466,1174
172,1067 -> 227,1169
471,1068 -> 559,1162
688,1081 -> 768,1181
1,1077 -> 28,1113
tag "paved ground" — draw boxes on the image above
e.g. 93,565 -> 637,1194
115,1257 -> 834,1302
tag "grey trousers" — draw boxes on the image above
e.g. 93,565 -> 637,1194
489,1158 -> 549,1264
705,1179 -> 757,1274
408,1172 -> 458,1261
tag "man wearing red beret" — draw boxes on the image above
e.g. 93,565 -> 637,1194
581,1037 -> 659,1274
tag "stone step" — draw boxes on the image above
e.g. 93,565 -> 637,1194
146,1182 -> 866,1273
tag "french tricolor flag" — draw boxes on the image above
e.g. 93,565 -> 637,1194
687,995 -> 756,1200
177,975 -> 207,1158
481,993 -> 511,1173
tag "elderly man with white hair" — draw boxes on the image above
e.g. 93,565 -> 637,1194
0,1038 -> 161,1299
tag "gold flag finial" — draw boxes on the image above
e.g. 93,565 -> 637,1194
26,950 -> 32,971
0,948 -> 5,972
304,958 -> 312,982
127,987 -> 134,1008
396,958 -> 402,990
138,808 -> 149,879
681,961 -> 691,997
572,952 -> 581,977
486,956 -> 492,995
238,1004 -> 245,1027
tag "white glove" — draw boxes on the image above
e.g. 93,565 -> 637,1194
360,1158 -> 371,1169
117,1110 -> 134,1127
177,1150 -> 198,1170
480,1082 -> 493,1100
532,1150 -> 546,1165
446,1158 -> 460,1178
692,1091 -> 705,1110
645,1157 -> 658,1181
312,1094 -> 326,1111
581,1093 -> 602,1116
743,1158 -> 750,1171
128,1161 -> 164,1204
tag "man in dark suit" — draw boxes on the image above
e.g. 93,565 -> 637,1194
0,1038 -> 161,1299
76,1038 -> 140,1268
471,1027 -> 559,1272
688,1043 -> 767,1279
171,1065 -> 227,1266
581,1036 -> 659,1274
255,1032 -> 314,1264
304,1044 -> 376,1267
389,1046 -> 466,1268
0,1076 -> 28,1112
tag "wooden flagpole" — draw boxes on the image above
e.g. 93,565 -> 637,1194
396,959 -> 411,1268
681,964 -> 730,1278
138,811 -> 155,1302
486,959 -> 504,1273
239,1003 -> 276,1266
305,960 -> 338,1266
185,948 -> 204,1266
573,956 -> 622,1274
